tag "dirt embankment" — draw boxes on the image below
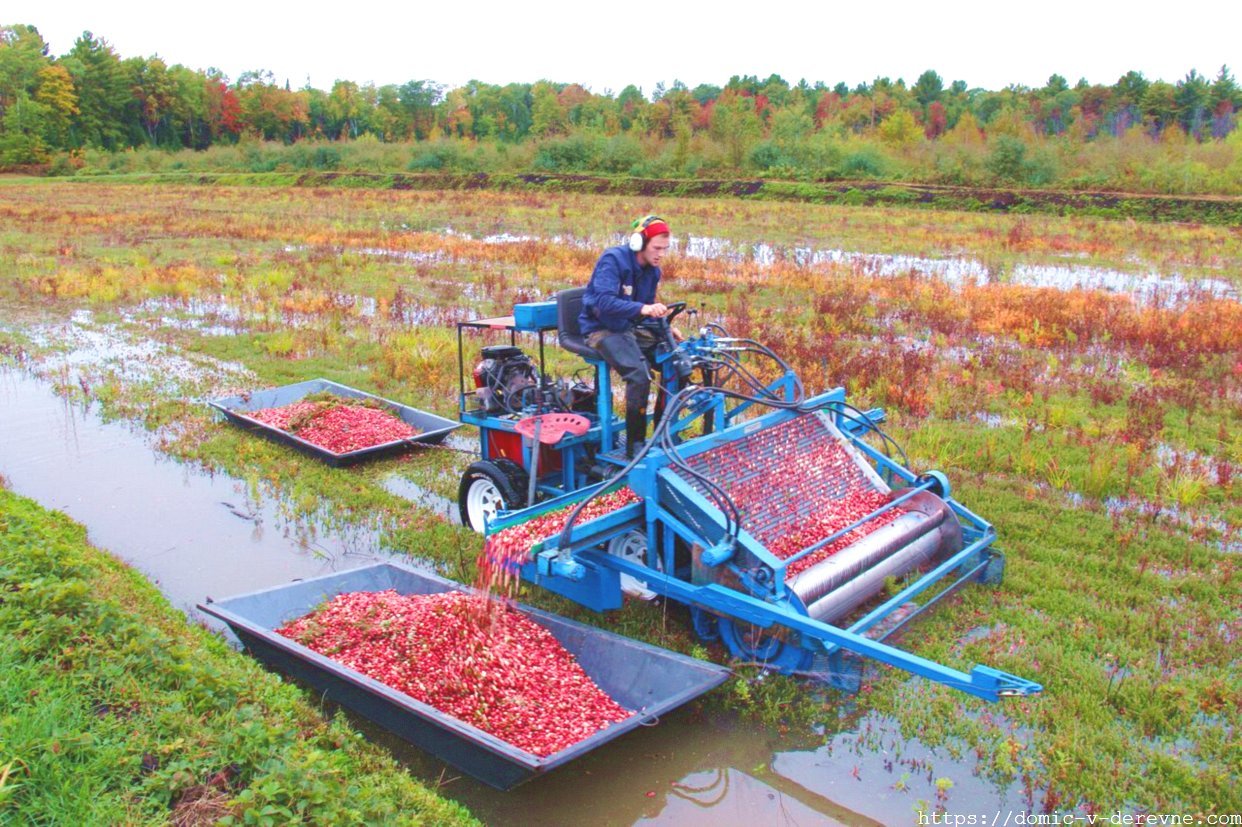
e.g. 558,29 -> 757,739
294,171 -> 1242,225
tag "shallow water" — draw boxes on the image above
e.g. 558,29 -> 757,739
0,370 -> 396,617
433,228 -> 1238,308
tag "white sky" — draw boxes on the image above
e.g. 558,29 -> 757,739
5,0 -> 1238,97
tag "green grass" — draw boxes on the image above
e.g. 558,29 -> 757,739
0,487 -> 480,826
866,476 -> 1240,810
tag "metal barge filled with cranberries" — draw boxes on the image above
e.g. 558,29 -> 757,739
198,563 -> 729,790
208,378 -> 459,466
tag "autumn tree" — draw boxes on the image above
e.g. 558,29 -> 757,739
530,81 -> 567,137
1209,66 -> 1239,138
924,100 -> 947,139
913,69 -> 944,108
236,70 -> 307,142
942,109 -> 984,146
438,86 -> 473,138
812,89 -> 844,130
1035,74 -> 1078,135
1174,70 -> 1211,137
0,24 -> 50,118
368,84 -> 402,141
202,71 -> 241,144
879,106 -> 920,146
0,93 -> 50,162
33,63 -> 77,147
326,79 -> 368,139
398,79 -> 441,140
126,56 -> 180,145
710,89 -> 763,168
1141,80 -> 1177,136
690,83 -> 721,106
615,84 -> 646,132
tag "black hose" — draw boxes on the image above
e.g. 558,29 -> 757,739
824,401 -> 910,469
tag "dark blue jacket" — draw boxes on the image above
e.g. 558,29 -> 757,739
579,246 -> 661,336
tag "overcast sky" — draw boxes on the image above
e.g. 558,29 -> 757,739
5,0 -> 1237,96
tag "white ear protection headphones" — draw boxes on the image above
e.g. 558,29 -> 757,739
628,215 -> 664,252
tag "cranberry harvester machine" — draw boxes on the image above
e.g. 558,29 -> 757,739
455,296 -> 1042,701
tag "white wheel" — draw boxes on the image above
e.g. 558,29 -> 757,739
465,477 -> 504,533
458,460 -> 526,533
607,529 -> 648,564
607,530 -> 657,600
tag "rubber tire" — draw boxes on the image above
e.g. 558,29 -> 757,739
690,607 -> 720,642
458,459 -> 529,533
717,617 -> 814,673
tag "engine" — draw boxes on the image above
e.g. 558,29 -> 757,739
473,345 -> 539,415
472,345 -> 597,416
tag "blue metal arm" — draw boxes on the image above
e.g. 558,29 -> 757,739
582,551 -> 1042,702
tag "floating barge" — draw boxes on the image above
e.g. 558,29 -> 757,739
198,563 -> 731,789
208,378 -> 459,467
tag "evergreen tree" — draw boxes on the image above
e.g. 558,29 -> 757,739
63,32 -> 130,149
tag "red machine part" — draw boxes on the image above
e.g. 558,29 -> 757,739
484,429 -> 563,473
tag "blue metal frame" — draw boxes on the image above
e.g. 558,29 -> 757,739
467,316 -> 1043,702
457,313 -> 625,498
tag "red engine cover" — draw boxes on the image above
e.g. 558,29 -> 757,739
484,430 -> 563,473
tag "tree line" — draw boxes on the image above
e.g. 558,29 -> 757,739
1,24 -> 1239,191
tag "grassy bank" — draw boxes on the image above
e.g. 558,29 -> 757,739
0,487 -> 480,826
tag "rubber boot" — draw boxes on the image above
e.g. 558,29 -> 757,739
625,408 -> 648,458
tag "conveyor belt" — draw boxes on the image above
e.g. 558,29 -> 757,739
672,412 -> 885,548
671,412 -> 962,621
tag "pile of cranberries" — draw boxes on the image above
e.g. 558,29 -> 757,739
276,589 -> 631,756
249,398 -> 419,454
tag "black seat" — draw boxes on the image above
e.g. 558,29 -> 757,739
556,287 -> 603,361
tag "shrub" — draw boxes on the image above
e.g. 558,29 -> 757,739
987,135 -> 1028,182
840,146 -> 889,178
596,134 -> 644,174
532,134 -> 598,171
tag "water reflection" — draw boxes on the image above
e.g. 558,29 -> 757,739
0,369 -> 397,621
24,310 -> 255,393
366,704 -> 1035,826
677,235 -> 1236,307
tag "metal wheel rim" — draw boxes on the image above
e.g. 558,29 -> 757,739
466,478 -> 503,533
608,530 -> 657,598
718,618 -> 813,672
607,530 -> 647,564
